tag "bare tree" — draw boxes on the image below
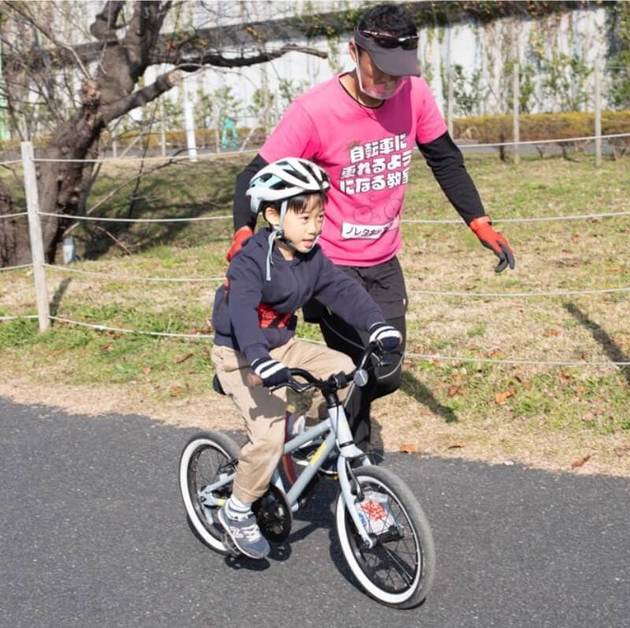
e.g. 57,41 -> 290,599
0,0 -> 326,266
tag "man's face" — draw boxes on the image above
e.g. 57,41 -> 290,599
350,40 -> 402,101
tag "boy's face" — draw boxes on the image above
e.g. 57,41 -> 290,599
267,195 -> 325,254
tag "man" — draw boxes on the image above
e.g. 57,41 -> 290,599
227,3 -> 515,449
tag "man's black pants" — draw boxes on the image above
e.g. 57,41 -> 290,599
304,256 -> 407,448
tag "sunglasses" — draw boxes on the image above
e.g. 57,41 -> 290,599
358,30 -> 419,51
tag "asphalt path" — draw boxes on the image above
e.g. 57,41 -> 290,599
1,397 -> 628,628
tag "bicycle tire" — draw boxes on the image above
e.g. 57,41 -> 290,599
179,431 -> 240,554
335,465 -> 435,609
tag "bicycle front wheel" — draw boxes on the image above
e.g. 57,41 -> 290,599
335,465 -> 435,609
179,431 -> 240,554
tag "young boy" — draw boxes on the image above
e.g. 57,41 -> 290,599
211,157 -> 402,560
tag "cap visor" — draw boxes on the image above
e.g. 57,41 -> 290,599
369,47 -> 420,77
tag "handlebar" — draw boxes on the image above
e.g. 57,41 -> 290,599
270,341 -> 388,395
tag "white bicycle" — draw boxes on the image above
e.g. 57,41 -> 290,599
179,342 -> 435,608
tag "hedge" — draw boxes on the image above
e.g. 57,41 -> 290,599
453,110 -> 630,158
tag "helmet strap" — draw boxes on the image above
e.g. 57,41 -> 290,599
265,199 -> 288,281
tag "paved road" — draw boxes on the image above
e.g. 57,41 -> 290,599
1,397 -> 628,628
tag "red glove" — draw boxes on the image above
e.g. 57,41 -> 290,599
226,226 -> 254,262
469,216 -> 515,273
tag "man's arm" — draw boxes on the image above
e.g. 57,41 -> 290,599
417,131 -> 484,225
418,131 -> 515,272
233,153 -> 268,231
226,154 -> 269,262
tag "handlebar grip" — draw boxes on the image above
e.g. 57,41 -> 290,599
269,379 -> 310,394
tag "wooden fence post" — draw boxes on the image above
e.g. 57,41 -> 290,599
21,141 -> 49,332
183,77 -> 198,162
594,63 -> 602,167
159,98 -> 167,157
513,61 -> 520,165
446,27 -> 454,137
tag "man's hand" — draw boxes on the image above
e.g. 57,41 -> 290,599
368,323 -> 403,352
469,216 -> 515,273
250,358 -> 290,388
226,226 -> 254,262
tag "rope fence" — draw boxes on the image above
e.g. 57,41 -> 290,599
38,211 -> 231,223
0,211 -> 28,219
43,263 -> 224,284
28,147 -> 259,165
36,209 -> 630,225
405,351 -> 630,367
44,263 -> 630,297
403,210 -> 630,224
408,286 -> 630,298
3,132 -> 625,166
0,264 -> 31,273
0,314 -> 38,321
48,316 -> 214,339
455,132 -> 630,149
42,316 -> 630,367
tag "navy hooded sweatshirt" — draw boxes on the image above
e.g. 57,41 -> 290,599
212,228 -> 385,364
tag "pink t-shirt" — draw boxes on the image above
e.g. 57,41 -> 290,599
260,75 -> 447,266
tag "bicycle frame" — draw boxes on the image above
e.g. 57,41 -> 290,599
197,400 -> 376,548
198,342 -> 390,549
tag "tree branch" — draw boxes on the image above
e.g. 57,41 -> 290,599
4,1 -> 91,79
152,42 -> 328,69
100,69 -> 181,123
89,0 -> 126,42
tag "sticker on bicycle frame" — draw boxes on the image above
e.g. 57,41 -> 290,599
341,217 -> 398,240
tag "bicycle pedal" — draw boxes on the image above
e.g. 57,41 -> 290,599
223,533 -> 241,557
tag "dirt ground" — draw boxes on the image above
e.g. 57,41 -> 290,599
2,372 -> 628,478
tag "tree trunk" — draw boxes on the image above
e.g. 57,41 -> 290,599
0,1 -> 326,267
0,180 -> 31,265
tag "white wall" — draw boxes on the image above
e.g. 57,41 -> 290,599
145,4 -> 611,130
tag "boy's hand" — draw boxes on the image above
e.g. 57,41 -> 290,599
469,216 -> 515,273
368,323 -> 402,352
250,358 -> 290,388
227,226 -> 254,262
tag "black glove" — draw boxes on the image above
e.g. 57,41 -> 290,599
368,323 -> 402,352
250,357 -> 290,388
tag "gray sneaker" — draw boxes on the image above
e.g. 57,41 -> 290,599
218,503 -> 270,560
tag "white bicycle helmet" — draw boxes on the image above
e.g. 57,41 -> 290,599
247,157 -> 330,214
246,158 -> 330,280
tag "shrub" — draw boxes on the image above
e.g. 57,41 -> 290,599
453,110 -> 630,160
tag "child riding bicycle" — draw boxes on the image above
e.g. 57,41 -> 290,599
211,157 -> 402,559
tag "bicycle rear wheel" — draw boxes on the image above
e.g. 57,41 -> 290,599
335,465 -> 435,609
179,432 -> 240,554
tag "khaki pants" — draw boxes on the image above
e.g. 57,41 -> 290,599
211,338 -> 355,503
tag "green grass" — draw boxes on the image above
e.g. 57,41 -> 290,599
1,152 -> 629,472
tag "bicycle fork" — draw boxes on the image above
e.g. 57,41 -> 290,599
330,404 -> 376,549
